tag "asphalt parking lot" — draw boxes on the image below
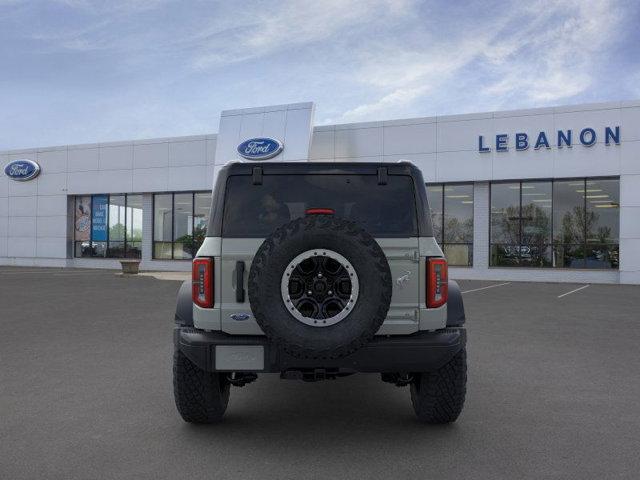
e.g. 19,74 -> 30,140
1,268 -> 639,480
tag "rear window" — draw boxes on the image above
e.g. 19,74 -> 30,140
222,174 -> 418,237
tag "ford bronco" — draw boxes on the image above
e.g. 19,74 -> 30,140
173,161 -> 467,423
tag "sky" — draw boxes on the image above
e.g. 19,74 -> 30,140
1,0 -> 639,150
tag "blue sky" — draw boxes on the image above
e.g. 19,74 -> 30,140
1,0 -> 639,150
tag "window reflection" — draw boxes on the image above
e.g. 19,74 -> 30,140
490,183 -> 520,245
74,196 -> 91,257
426,185 -> 443,243
108,195 -> 126,258
153,191 -> 212,259
126,195 -> 143,259
427,183 -> 473,266
194,193 -> 211,253
585,178 -> 619,269
173,193 -> 193,259
520,181 -> 552,267
444,184 -> 474,243
73,193 -> 143,259
553,180 -> 586,268
491,178 -> 619,269
153,194 -> 172,259
586,179 -> 619,244
490,183 -> 520,267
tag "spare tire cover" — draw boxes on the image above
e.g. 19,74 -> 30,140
248,215 -> 392,359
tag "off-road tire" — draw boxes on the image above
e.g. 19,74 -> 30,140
173,348 -> 230,423
410,347 -> 467,423
248,214 -> 392,359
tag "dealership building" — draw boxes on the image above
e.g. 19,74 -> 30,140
1,100 -> 639,284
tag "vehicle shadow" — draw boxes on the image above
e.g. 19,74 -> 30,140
171,373 -> 464,450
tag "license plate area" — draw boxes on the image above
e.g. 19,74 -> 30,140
215,345 -> 264,371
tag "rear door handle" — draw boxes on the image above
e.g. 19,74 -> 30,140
235,261 -> 245,302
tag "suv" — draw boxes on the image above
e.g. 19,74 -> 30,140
173,162 -> 467,423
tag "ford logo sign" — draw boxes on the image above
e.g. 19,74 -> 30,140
4,159 -> 41,182
237,137 -> 283,160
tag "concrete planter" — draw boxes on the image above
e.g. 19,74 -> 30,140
119,259 -> 141,274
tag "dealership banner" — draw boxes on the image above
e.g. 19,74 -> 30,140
74,196 -> 91,241
91,195 -> 108,242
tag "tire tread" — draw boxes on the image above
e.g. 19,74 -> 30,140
173,348 -> 230,423
248,215 -> 392,360
410,348 -> 467,424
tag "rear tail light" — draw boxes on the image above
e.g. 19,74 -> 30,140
426,258 -> 448,308
192,258 -> 214,308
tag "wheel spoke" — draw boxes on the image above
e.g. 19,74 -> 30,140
320,298 -> 346,319
293,297 -> 320,318
335,275 -> 353,298
288,275 -> 305,299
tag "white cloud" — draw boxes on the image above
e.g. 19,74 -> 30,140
481,0 -> 621,105
338,36 -> 493,121
52,0 -> 170,13
191,0 -> 413,69
340,85 -> 429,121
335,0 -> 625,122
0,0 -> 634,149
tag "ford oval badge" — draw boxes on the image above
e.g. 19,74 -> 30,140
4,159 -> 41,182
230,313 -> 251,321
237,137 -> 283,160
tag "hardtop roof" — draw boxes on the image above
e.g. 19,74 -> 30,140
219,161 -> 424,178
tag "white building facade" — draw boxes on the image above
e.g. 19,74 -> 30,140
1,100 -> 639,284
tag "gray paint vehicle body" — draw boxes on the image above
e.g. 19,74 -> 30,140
173,161 -> 467,424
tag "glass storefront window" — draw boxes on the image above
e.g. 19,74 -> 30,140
126,195 -> 143,258
74,196 -> 92,257
553,180 -> 586,268
585,178 -> 619,269
194,193 -> 211,253
153,194 -> 173,259
152,191 -> 212,259
73,193 -> 143,259
108,195 -> 125,258
491,178 -> 619,269
490,182 -> 520,267
520,181 -> 552,267
427,183 -> 473,266
586,179 -> 619,243
173,193 -> 194,260
426,185 -> 443,242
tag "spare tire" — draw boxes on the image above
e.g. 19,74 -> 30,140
248,214 -> 392,359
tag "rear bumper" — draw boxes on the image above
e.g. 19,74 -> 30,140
174,327 -> 466,374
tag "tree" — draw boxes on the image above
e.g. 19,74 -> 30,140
492,203 -> 551,266
109,223 -> 125,241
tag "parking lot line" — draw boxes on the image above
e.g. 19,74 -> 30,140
557,284 -> 590,298
461,282 -> 511,294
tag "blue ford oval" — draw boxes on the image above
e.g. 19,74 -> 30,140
237,137 -> 283,160
4,159 -> 41,181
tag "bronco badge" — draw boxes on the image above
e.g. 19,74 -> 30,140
396,270 -> 412,288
